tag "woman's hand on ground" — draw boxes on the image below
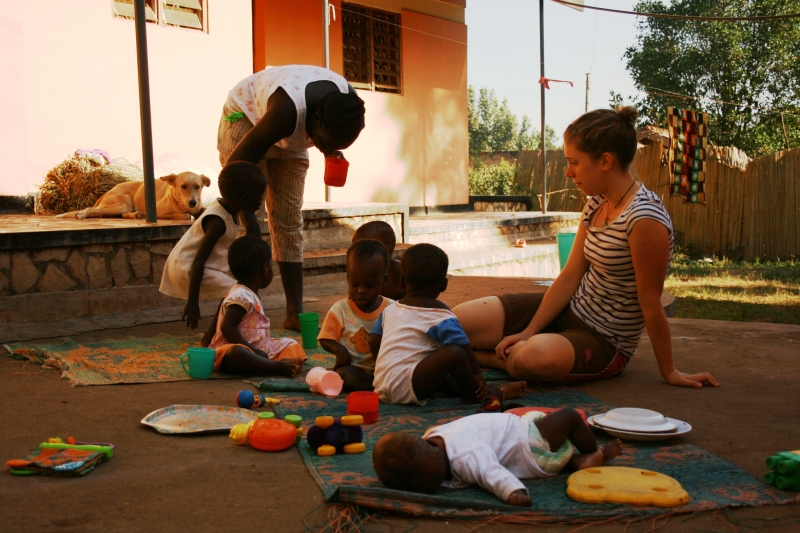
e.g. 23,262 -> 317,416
506,489 -> 532,507
181,302 -> 201,330
664,369 -> 719,388
495,333 -> 526,360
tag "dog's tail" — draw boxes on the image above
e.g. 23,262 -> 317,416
55,211 -> 80,218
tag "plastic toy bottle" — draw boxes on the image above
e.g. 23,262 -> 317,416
765,450 -> 800,490
229,412 -> 300,452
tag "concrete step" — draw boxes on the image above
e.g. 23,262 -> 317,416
446,239 -> 560,278
408,211 -> 580,250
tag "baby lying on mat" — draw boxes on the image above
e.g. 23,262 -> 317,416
373,409 -> 622,506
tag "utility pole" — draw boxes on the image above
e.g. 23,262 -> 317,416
539,0 -> 547,214
133,0 -> 157,223
585,73 -> 590,113
323,0 -> 332,202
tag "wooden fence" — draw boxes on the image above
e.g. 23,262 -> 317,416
513,145 -> 800,261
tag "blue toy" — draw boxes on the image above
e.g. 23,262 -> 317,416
306,416 -> 366,456
236,390 -> 280,409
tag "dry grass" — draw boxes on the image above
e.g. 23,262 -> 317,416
36,155 -> 142,215
665,258 -> 800,324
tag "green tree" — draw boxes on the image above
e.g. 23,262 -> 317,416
468,86 -> 561,154
622,1 -> 800,156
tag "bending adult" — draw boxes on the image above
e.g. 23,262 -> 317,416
218,65 -> 366,329
453,107 -> 718,388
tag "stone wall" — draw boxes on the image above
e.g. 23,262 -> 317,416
0,240 -> 176,298
0,240 -> 184,325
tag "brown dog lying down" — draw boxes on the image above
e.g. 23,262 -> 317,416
57,172 -> 210,220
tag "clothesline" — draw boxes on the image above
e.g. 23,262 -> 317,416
339,6 -> 800,118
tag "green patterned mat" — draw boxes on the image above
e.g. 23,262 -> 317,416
6,332 -> 334,386
267,388 -> 797,525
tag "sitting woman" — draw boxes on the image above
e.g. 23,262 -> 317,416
453,106 -> 718,388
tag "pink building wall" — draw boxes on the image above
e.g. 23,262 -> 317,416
0,0 -> 253,198
251,0 -> 470,206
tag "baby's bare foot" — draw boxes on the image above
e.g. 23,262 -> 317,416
277,361 -> 298,378
601,439 -> 623,463
282,358 -> 305,372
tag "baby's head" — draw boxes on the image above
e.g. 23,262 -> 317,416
346,239 -> 389,310
218,161 -> 267,213
401,243 -> 449,294
373,432 -> 447,494
228,235 -> 273,288
352,221 -> 396,255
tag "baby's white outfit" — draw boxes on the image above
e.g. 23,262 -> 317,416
371,302 -> 470,405
424,413 -> 557,502
159,200 -> 241,300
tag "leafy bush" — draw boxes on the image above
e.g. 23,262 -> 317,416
468,159 -> 517,196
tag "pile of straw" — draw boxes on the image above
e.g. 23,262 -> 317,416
36,155 -> 143,215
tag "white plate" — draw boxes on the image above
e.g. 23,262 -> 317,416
593,408 -> 676,433
141,405 -> 257,434
587,415 -> 692,441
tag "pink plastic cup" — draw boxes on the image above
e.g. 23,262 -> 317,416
347,391 -> 379,424
317,371 -> 344,397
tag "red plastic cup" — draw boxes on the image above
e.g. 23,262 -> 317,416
324,157 -> 349,187
347,391 -> 379,424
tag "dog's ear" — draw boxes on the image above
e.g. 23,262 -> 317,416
159,174 -> 178,185
200,175 -> 211,187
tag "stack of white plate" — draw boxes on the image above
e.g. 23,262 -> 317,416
587,408 -> 692,441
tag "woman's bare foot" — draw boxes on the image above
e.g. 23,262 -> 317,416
570,439 -> 624,470
487,381 -> 527,401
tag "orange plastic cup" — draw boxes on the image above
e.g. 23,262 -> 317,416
347,391 -> 379,424
324,157 -> 349,187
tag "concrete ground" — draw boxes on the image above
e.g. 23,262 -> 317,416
1,276 -> 799,533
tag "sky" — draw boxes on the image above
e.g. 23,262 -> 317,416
465,0 -> 644,143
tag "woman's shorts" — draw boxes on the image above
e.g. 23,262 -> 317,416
498,292 -> 628,383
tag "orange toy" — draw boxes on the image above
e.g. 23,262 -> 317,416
229,412 -> 299,452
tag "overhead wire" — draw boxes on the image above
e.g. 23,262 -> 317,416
339,5 -> 800,118
553,0 -> 800,21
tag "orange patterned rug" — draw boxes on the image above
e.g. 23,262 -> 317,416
7,332 -> 334,386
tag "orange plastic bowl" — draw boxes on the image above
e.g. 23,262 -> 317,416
324,157 -> 349,187
248,418 -> 297,451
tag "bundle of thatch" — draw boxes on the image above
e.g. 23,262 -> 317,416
36,154 -> 143,215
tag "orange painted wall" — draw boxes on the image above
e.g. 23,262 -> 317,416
254,0 -> 468,206
0,0 -> 253,197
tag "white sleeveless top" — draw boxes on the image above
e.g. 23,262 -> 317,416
570,185 -> 674,357
225,65 -> 351,151
159,200 -> 242,300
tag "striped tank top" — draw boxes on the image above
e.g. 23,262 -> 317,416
569,185 -> 674,357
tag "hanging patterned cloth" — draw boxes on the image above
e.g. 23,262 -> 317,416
667,107 -> 708,205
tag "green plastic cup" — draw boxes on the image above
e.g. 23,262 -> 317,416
298,312 -> 319,349
180,347 -> 216,379
556,232 -> 577,271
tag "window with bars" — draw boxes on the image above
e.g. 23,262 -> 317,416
113,0 -> 206,31
342,3 -> 402,94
